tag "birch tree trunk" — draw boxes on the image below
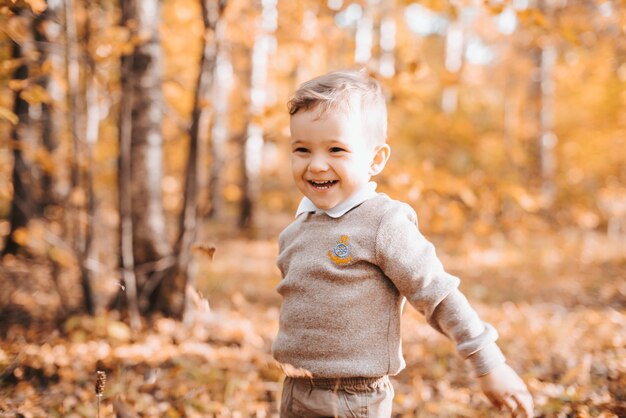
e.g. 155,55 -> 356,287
63,0 -> 97,314
207,18 -> 232,220
125,0 -> 171,271
528,0 -> 557,206
442,18 -> 464,114
379,5 -> 396,78
29,0 -> 68,310
116,0 -> 170,321
538,44 -> 557,205
239,0 -> 276,230
354,2 -> 373,65
80,0 -> 100,314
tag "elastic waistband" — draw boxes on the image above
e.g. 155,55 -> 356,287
291,375 -> 389,390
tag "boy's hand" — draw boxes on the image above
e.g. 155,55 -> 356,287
477,363 -> 534,417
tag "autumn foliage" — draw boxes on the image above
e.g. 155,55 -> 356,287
0,0 -> 625,416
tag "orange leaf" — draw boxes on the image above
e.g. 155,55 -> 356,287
0,107 -> 18,125
192,244 -> 216,260
21,84 -> 51,105
24,0 -> 47,14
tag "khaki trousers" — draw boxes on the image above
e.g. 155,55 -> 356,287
279,376 -> 394,418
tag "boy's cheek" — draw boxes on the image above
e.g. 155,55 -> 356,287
289,159 -> 302,174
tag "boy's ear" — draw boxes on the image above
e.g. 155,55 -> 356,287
369,144 -> 391,176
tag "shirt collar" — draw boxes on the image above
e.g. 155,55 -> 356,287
295,182 -> 378,218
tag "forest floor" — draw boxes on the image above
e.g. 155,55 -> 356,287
0,227 -> 625,417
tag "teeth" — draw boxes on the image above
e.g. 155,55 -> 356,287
309,180 -> 336,189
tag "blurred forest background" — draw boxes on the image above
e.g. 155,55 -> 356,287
0,0 -> 625,416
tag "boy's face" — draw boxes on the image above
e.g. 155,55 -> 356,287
290,108 -> 389,210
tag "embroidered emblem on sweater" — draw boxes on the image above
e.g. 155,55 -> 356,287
328,235 -> 352,265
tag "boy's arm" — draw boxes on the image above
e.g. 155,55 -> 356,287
432,292 -> 534,416
376,203 -> 533,416
376,204 -> 504,374
429,289 -> 504,375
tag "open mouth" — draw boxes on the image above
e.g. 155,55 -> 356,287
308,180 -> 338,190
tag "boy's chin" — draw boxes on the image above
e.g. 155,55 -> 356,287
307,198 -> 340,211
314,203 -> 336,210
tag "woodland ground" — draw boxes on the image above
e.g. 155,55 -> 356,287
0,226 -> 624,417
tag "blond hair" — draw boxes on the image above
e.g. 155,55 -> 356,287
288,69 -> 388,144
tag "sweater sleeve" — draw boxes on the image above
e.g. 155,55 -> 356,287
375,203 -> 506,376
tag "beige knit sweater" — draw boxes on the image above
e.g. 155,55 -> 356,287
272,194 -> 505,378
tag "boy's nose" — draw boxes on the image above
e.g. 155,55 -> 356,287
308,154 -> 329,172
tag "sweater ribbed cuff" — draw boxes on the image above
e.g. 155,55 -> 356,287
466,342 -> 506,376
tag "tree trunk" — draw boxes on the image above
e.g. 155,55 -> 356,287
3,8 -> 35,256
81,0 -> 100,314
354,3 -> 373,64
35,0 -> 63,208
538,44 -> 557,205
527,2 -> 557,207
127,0 -> 171,279
239,120 -> 262,230
442,18 -> 464,114
63,0 -> 96,314
207,18 -> 231,220
158,0 -> 227,318
32,0 -> 71,312
116,0 -> 172,318
378,6 -> 396,78
239,0 -> 276,230
118,31 -> 142,330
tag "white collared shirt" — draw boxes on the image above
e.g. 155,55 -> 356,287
295,182 -> 378,218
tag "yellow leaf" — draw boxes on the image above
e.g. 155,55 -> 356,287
0,107 -> 18,125
49,247 -> 75,268
560,353 -> 592,385
35,146 -> 55,173
185,284 -> 211,324
506,185 -> 542,212
39,58 -> 52,74
8,79 -> 28,91
485,3 -> 505,14
70,329 -> 87,343
12,227 -> 28,246
165,407 -> 181,418
274,361 -> 312,378
108,321 -> 132,342
6,15 -> 29,44
64,315 -> 82,332
20,84 -> 51,105
458,187 -> 477,208
223,184 -> 241,202
575,211 -> 599,229
24,0 -> 47,14
70,187 -> 86,206
0,58 -> 23,74
532,8 -> 549,28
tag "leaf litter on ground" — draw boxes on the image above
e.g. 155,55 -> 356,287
0,230 -> 625,417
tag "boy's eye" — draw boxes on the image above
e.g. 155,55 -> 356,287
293,147 -> 309,153
329,147 -> 346,153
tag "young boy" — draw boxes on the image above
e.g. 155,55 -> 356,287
272,69 -> 534,417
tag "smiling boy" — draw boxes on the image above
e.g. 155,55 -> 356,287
272,70 -> 533,417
